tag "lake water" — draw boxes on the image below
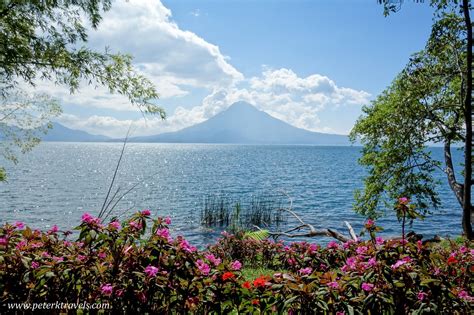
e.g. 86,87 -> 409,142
0,142 -> 464,247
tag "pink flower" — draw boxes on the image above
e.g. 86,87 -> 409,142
16,240 -> 27,250
81,212 -> 93,223
81,212 -> 101,226
230,260 -> 242,271
48,225 -> 59,234
327,281 -> 339,289
204,254 -> 221,266
327,241 -> 339,249
417,291 -> 427,301
165,217 -> 172,225
77,255 -> 86,261
416,240 -> 423,251
41,251 -> 51,258
144,265 -> 159,277
367,257 -> 377,267
356,246 -> 368,255
375,237 -> 385,245
0,237 -> 7,246
129,220 -> 142,230
346,256 -> 357,269
141,209 -> 151,216
361,282 -> 374,292
156,228 -> 172,242
366,219 -> 374,227
298,267 -> 312,275
30,242 -> 43,248
196,259 -> 210,275
98,252 -> 107,259
108,221 -> 121,230
101,284 -> 113,296
31,261 -> 40,269
14,221 -> 24,229
458,290 -> 474,302
63,241 -> 72,247
179,239 -> 196,253
53,256 -> 64,262
391,257 -> 411,270
343,240 -> 356,249
398,197 -> 409,205
309,243 -> 319,253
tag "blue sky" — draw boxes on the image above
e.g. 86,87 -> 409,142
45,0 -> 436,137
164,0 -> 434,93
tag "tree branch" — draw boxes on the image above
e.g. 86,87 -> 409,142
444,139 -> 464,206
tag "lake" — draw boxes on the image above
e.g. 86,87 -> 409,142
0,142 -> 464,247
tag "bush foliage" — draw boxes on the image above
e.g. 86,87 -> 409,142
0,211 -> 472,314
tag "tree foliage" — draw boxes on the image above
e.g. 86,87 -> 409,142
350,10 -> 468,219
0,0 -> 165,179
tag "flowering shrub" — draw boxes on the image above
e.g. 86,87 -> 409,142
0,213 -> 472,313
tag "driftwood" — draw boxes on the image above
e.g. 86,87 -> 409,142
253,191 -> 445,244
253,191 -> 357,243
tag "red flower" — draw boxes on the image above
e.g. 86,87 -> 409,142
253,276 -> 268,288
222,272 -> 235,281
251,299 -> 260,305
242,281 -> 251,289
447,255 -> 458,265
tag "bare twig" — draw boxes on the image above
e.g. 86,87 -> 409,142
345,221 -> 358,241
253,191 -> 352,243
253,225 -> 350,242
98,125 -> 132,219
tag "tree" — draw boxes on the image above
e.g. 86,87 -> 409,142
352,3 -> 472,238
0,0 -> 165,180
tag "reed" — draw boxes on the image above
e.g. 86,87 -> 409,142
200,193 -> 287,231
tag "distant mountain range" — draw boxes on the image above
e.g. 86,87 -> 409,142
42,102 -> 352,145
43,123 -> 110,142
130,102 -> 351,145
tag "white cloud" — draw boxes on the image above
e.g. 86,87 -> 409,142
160,68 -> 371,134
29,0 -> 242,111
33,1 -> 371,137
89,0 -> 242,89
58,68 -> 371,137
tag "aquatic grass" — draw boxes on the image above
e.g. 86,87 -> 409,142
200,193 -> 287,231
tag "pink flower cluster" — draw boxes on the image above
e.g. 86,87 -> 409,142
108,221 -> 121,231
361,282 -> 375,292
204,253 -> 222,266
230,260 -> 242,271
298,267 -> 312,275
101,284 -> 113,296
144,265 -> 159,277
196,259 -> 210,275
81,212 -> 101,226
156,228 -> 172,242
179,239 -> 196,253
391,256 -> 412,270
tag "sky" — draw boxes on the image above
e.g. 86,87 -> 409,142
40,0 -> 436,137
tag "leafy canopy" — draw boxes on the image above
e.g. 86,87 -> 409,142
350,10 -> 466,218
0,0 -> 165,179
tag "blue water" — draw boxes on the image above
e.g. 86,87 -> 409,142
0,142 -> 464,246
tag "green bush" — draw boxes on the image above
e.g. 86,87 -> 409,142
0,212 -> 472,314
